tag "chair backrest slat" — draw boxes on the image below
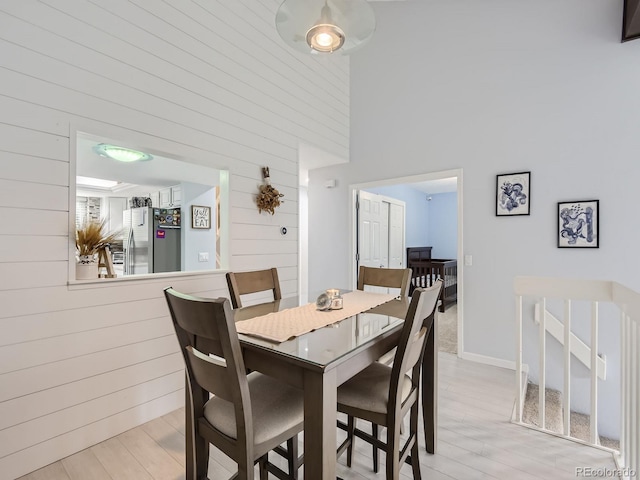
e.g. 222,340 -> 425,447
389,281 -> 443,410
226,268 -> 282,308
186,346 -> 236,402
403,326 -> 428,373
357,266 -> 412,299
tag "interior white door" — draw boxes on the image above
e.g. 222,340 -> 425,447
388,202 -> 405,268
358,190 -> 388,269
357,191 -> 406,294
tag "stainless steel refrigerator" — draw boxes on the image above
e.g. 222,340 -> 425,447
123,207 -> 181,275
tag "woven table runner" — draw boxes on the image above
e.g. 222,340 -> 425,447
235,291 -> 397,343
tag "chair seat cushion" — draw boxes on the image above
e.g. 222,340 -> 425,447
203,372 -> 303,447
337,362 -> 413,414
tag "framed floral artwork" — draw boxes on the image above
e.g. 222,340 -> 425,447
496,172 -> 531,216
558,200 -> 599,248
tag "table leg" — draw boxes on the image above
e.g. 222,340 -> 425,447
422,313 -> 437,453
303,368 -> 337,480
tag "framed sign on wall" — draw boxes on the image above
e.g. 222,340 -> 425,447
191,205 -> 211,229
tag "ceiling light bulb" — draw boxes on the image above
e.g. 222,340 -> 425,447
93,143 -> 153,163
306,23 -> 345,52
315,32 -> 334,47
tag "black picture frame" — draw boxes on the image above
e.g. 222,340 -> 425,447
557,200 -> 599,248
496,171 -> 531,216
622,0 -> 640,42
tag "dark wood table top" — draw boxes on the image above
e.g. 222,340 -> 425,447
234,297 -> 410,371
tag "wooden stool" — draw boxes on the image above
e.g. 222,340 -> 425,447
98,246 -> 116,278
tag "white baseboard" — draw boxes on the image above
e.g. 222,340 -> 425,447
458,351 -> 529,372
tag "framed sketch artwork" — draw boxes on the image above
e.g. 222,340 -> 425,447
557,200 -> 599,248
496,171 -> 531,216
191,205 -> 211,229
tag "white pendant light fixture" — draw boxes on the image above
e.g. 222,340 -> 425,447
276,0 -> 376,55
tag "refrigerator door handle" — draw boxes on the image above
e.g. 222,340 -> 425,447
125,228 -> 133,274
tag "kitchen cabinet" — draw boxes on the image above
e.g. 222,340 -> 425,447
105,197 -> 127,235
159,185 -> 181,208
150,191 -> 160,209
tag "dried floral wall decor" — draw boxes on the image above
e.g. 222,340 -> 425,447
256,167 -> 284,215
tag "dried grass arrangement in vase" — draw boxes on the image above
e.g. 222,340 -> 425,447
256,166 -> 284,215
75,219 -> 120,280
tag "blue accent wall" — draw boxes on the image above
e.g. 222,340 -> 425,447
428,192 -> 457,259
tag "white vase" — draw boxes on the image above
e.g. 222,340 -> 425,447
76,255 -> 98,280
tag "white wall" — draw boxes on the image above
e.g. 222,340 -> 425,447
181,182 -> 217,272
308,0 -> 640,434
0,1 -> 349,477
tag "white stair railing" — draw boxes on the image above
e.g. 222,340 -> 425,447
514,276 -> 640,479
533,303 -> 606,380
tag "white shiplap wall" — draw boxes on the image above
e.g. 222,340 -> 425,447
0,1 -> 349,478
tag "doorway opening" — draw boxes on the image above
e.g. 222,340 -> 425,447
350,169 -> 463,356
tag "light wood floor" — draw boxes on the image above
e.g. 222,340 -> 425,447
18,353 -> 617,480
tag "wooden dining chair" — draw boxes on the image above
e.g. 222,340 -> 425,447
226,268 -> 282,308
164,287 -> 303,480
359,266 -> 413,368
357,266 -> 412,300
336,280 -> 443,480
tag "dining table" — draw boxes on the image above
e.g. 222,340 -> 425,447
229,292 -> 439,480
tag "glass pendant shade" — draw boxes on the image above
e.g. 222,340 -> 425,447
276,0 -> 376,55
93,144 -> 152,163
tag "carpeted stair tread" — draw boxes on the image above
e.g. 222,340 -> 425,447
570,411 -> 620,450
522,383 -> 620,451
521,383 -> 563,432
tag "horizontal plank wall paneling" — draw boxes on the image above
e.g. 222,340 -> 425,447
0,298 -> 170,346
0,0 -> 349,477
0,276 -> 231,319
0,353 -> 183,431
0,317 -> 175,374
233,224 -> 299,242
0,123 -> 68,161
0,372 -> 184,459
0,208 -> 69,236
0,336 -> 180,403
0,180 -> 68,212
0,235 -> 68,263
0,95 -> 68,136
0,152 -> 69,187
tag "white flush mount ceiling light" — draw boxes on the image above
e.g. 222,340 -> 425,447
76,176 -> 119,189
93,143 -> 153,163
276,0 -> 376,55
